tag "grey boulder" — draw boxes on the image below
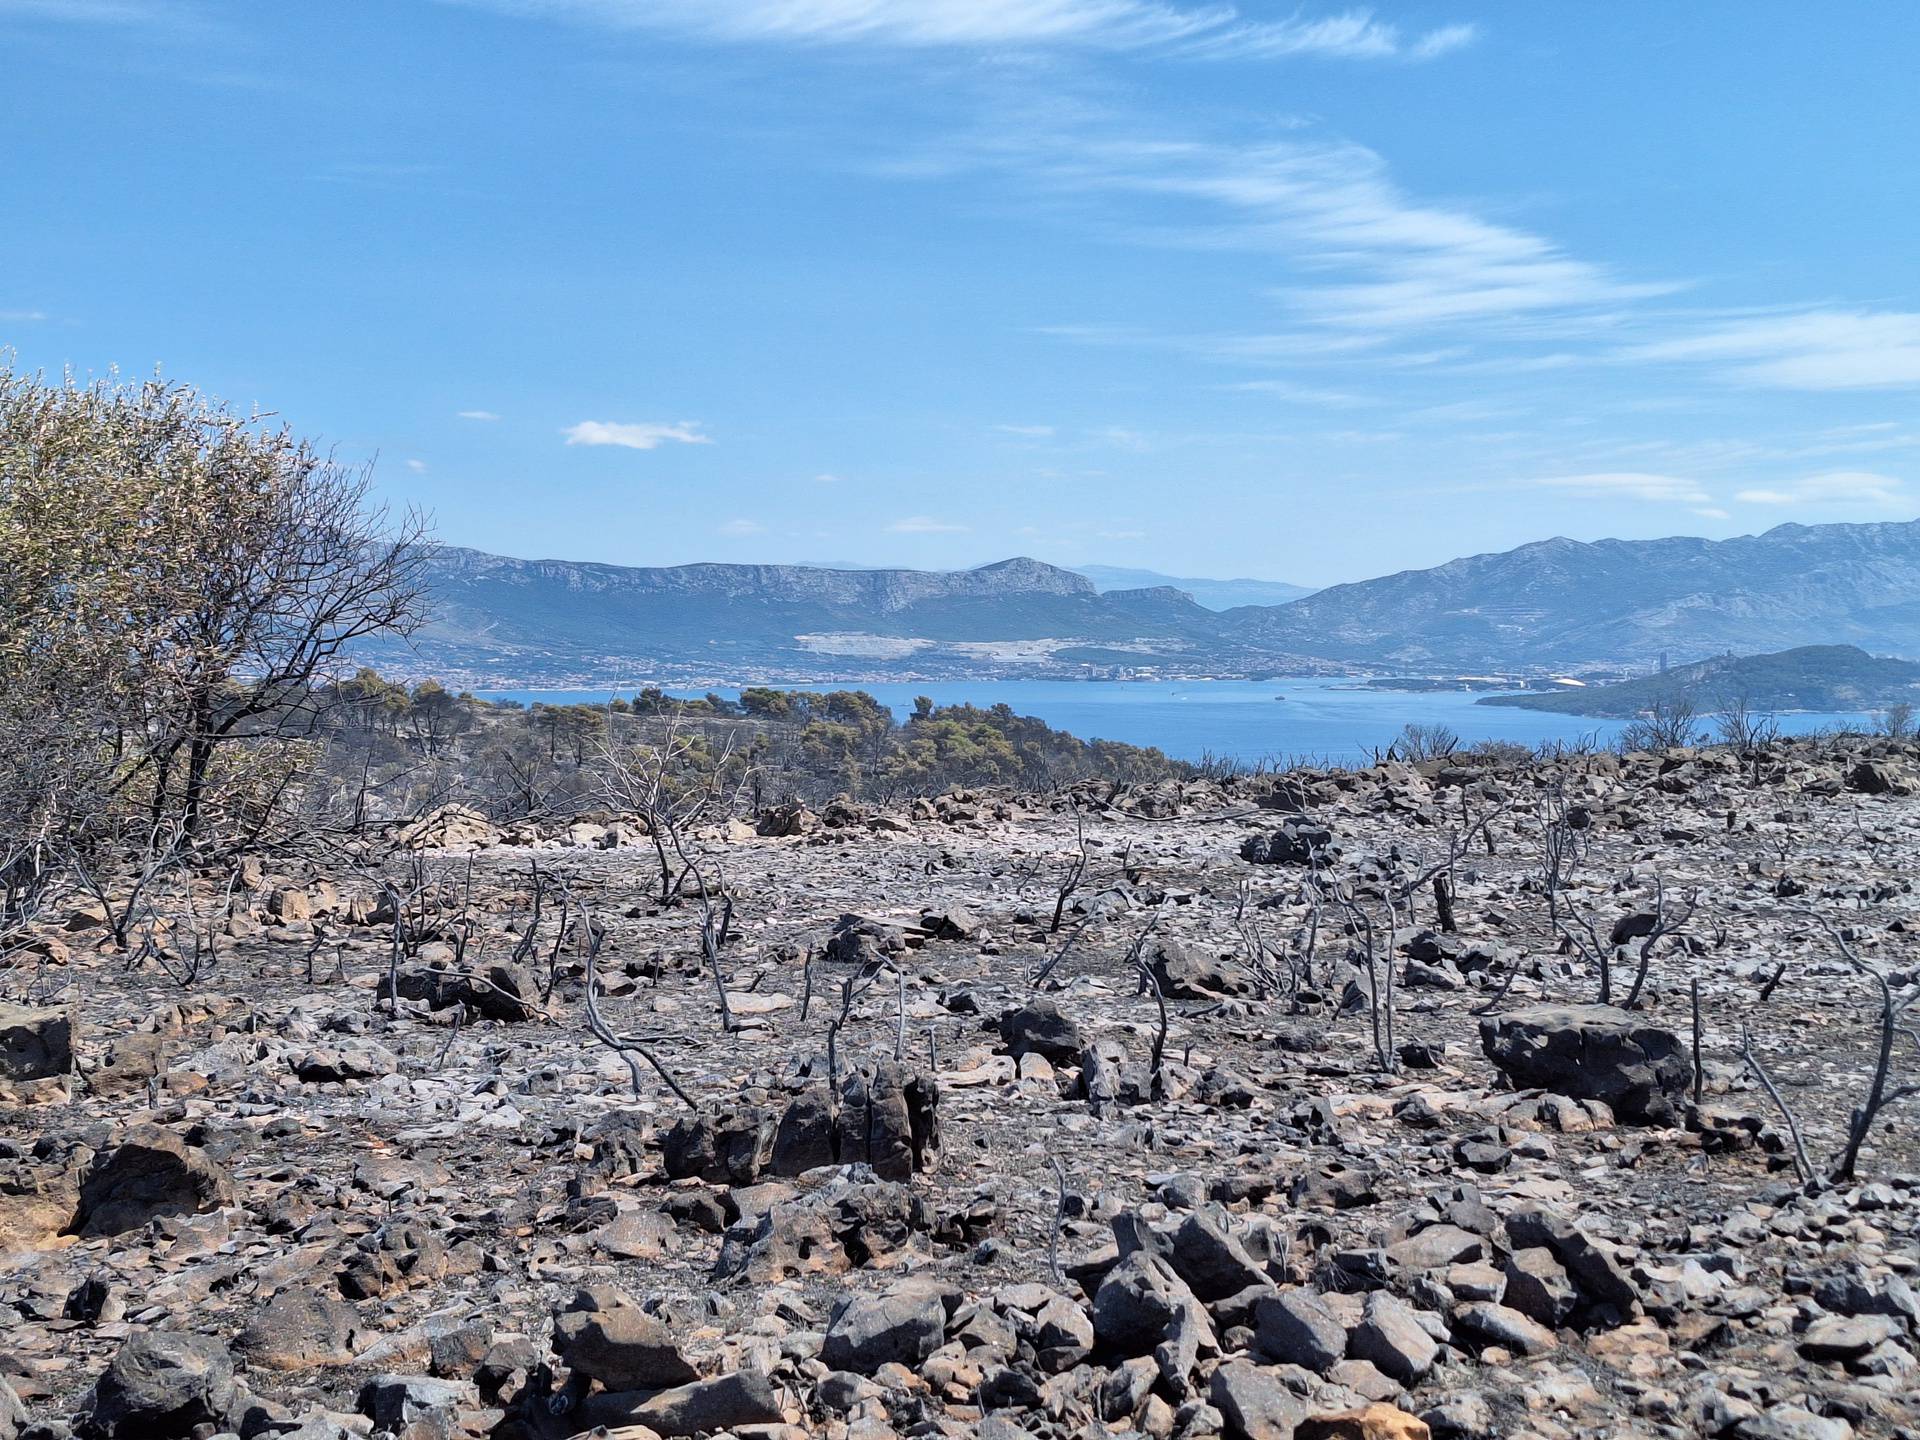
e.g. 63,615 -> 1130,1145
1479,1004 -> 1691,1124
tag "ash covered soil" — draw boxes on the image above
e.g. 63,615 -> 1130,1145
4,739 -> 1920,1440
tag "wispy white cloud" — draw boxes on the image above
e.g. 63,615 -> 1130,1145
1408,22 -> 1476,60
456,409 -> 501,421
1100,137 -> 1674,332
405,458 -> 428,473
1530,472 -> 1714,506
995,423 -> 1057,437
1629,310 -> 1920,391
447,1 -> 1475,62
1227,378 -> 1371,406
1174,10 -> 1476,61
926,87 -> 1920,407
889,515 -> 969,533
562,419 -> 712,450
717,516 -> 766,535
1734,471 -> 1909,509
0,309 -> 49,322
961,124 -> 1673,351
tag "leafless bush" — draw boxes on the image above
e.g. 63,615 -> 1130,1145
1392,722 -> 1459,763
595,716 -> 750,905
1556,872 -> 1696,1008
1715,690 -> 1781,757
1785,910 -> 1920,1183
1050,803 -> 1090,934
1619,696 -> 1702,752
1874,700 -> 1915,741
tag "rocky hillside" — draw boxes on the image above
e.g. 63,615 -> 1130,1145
370,549 -> 1273,683
1221,520 -> 1920,671
4,736 -> 1920,1439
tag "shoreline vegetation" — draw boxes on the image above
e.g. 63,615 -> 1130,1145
1477,644 -> 1920,721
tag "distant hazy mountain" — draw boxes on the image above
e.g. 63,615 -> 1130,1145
1220,520 -> 1920,670
364,519 -> 1920,684
1073,565 -> 1316,610
1479,645 -> 1920,718
369,547 -> 1293,682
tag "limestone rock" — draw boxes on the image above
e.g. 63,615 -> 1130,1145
78,1332 -> 237,1439
1299,1404 -> 1434,1440
1254,1289 -> 1350,1374
999,999 -> 1084,1063
1479,1004 -> 1691,1124
1209,1360 -> 1307,1440
0,1003 -> 72,1083
1148,939 -> 1256,1000
553,1285 -> 701,1389
1350,1292 -> 1437,1386
236,1288 -> 365,1371
584,1370 -> 785,1437
821,1284 -> 948,1373
74,1126 -> 234,1237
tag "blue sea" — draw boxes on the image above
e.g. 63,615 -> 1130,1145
469,677 -> 1877,766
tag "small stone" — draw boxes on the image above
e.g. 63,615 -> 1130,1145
1253,1289 -> 1349,1373
553,1285 -> 701,1389
1454,1301 -> 1558,1356
1350,1292 -> 1437,1386
1799,1313 -> 1901,1362
821,1284 -> 948,1374
1208,1360 -> 1306,1440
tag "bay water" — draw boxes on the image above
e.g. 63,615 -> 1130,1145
470,676 -> 1875,766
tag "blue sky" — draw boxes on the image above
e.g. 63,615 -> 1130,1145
4,1 -> 1918,586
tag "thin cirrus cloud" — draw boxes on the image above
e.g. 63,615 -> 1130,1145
1108,137 -> 1674,334
445,1 -> 1475,62
943,113 -> 1920,398
561,419 -> 712,450
456,408 -> 501,421
960,124 -> 1675,359
1530,473 -> 1715,506
1734,472 -> 1910,509
717,517 -> 767,535
889,515 -> 969,533
1627,310 -> 1920,392
948,103 -> 1920,401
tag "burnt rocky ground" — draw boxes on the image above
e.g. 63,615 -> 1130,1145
3,737 -> 1920,1440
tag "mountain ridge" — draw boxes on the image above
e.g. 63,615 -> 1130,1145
1072,565 -> 1316,610
373,546 -> 1291,683
1218,518 -> 1920,669
372,518 -> 1920,684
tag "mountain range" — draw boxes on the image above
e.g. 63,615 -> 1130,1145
1222,519 -> 1920,671
368,547 -> 1297,683
365,518 -> 1920,685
